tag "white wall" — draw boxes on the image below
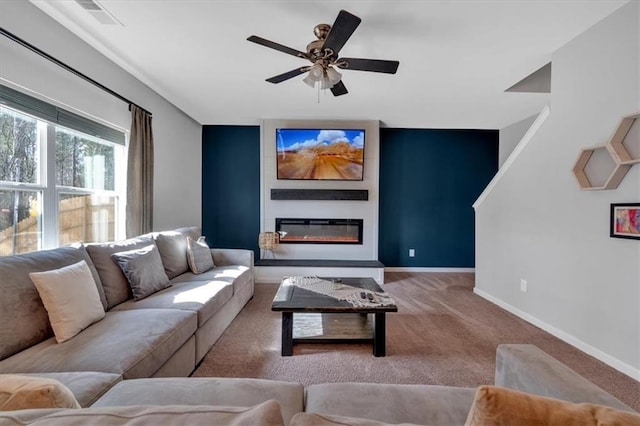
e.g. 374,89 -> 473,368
260,119 -> 379,260
0,0 -> 202,232
475,2 -> 640,378
499,114 -> 538,167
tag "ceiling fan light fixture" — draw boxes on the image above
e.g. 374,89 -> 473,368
310,63 -> 324,79
326,66 -> 342,85
302,73 -> 316,88
319,75 -> 333,90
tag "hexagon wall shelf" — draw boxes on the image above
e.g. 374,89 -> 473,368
572,146 -> 630,190
607,113 -> 639,165
572,112 -> 640,190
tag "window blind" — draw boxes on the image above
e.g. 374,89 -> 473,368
0,84 -> 125,145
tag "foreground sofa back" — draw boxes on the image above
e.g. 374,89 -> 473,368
0,401 -> 286,426
0,227 -> 254,387
1,344 -> 635,425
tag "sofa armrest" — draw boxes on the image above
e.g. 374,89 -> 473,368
495,344 -> 634,412
211,248 -> 254,268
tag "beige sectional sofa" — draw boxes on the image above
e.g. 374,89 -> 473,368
0,345 -> 637,425
1,235 -> 637,424
0,226 -> 254,399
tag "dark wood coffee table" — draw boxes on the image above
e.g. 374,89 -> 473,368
271,277 -> 397,357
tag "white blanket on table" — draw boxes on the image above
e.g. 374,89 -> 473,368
283,276 -> 395,308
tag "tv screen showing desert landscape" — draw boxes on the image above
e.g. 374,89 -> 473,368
276,129 -> 365,180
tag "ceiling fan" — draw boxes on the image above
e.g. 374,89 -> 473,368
247,10 -> 399,97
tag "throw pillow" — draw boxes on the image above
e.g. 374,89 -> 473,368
0,374 -> 80,411
111,244 -> 171,300
155,230 -> 196,279
29,260 -> 106,343
187,236 -> 215,274
85,237 -> 153,309
464,385 -> 640,426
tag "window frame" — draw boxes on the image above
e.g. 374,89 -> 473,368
0,100 -> 127,251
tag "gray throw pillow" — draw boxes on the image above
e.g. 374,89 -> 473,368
186,236 -> 215,274
110,244 -> 171,300
85,237 -> 153,308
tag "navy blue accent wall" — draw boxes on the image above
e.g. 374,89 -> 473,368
202,125 -> 260,256
201,126 -> 497,266
378,129 -> 498,267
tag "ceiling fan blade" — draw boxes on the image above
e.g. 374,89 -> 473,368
322,10 -> 361,58
247,35 -> 308,59
266,67 -> 308,84
331,80 -> 348,96
337,58 -> 400,74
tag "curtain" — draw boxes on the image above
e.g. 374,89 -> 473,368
126,105 -> 153,237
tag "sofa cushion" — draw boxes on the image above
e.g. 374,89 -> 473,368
171,264 -> 251,292
305,382 -> 476,426
93,377 -> 304,425
111,244 -> 171,300
86,236 -> 153,309
23,372 -> 122,407
0,245 -> 105,361
0,400 -> 285,426
290,412 -> 417,426
154,227 -> 201,279
0,374 -> 80,411
187,236 -> 215,274
30,260 -> 106,343
0,309 -> 197,380
67,244 -> 107,309
110,278 -> 233,327
464,385 -> 640,426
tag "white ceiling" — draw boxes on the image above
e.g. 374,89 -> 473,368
31,0 -> 627,129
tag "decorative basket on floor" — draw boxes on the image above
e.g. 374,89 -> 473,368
258,232 -> 280,259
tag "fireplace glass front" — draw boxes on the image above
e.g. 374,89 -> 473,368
275,218 -> 363,244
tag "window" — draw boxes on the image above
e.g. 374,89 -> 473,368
0,86 -> 126,255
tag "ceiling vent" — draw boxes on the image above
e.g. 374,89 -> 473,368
74,0 -> 123,26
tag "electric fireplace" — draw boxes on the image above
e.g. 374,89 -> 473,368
275,218 -> 363,244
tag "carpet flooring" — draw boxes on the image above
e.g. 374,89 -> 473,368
193,272 -> 640,411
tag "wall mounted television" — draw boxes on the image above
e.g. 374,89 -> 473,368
276,128 -> 365,181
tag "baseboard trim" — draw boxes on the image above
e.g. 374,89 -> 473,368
385,267 -> 475,273
473,288 -> 640,381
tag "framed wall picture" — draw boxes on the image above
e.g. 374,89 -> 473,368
610,203 -> 640,240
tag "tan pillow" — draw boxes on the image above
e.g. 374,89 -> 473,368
464,385 -> 640,426
0,374 -> 80,411
187,236 -> 215,274
30,260 -> 106,343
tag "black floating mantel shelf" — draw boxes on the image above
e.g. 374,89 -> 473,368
270,189 -> 368,201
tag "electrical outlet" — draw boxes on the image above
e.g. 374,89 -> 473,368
409,249 -> 415,257
520,279 -> 527,293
